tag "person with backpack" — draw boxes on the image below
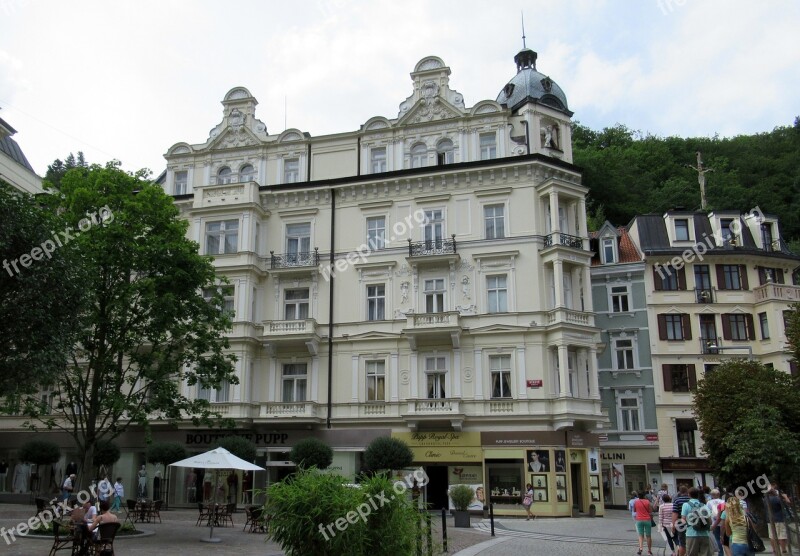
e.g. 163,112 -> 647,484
681,486 -> 714,556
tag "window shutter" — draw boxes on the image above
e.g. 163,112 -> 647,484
721,314 -> 732,340
662,365 -> 673,392
653,267 -> 664,291
777,269 -> 785,284
739,265 -> 749,290
757,266 -> 766,285
682,314 -> 692,340
716,265 -> 726,290
688,364 -> 697,390
658,315 -> 667,341
677,267 -> 687,290
746,314 -> 756,340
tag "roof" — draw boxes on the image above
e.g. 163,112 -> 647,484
590,225 -> 642,266
0,134 -> 36,174
495,49 -> 571,115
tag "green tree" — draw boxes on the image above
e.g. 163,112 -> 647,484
93,440 -> 121,478
6,160 -> 237,490
787,303 -> 800,366
19,440 -> 61,495
218,435 -> 257,462
693,360 -> 800,487
290,437 -> 333,470
147,442 -> 189,467
363,437 -> 413,473
0,182 -> 84,394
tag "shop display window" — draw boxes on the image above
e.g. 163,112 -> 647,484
589,475 -> 601,502
488,464 -> 522,504
555,473 -> 568,502
530,473 -> 548,502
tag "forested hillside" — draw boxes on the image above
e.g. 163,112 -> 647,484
572,118 -> 800,249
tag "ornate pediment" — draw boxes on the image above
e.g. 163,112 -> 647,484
207,126 -> 261,150
397,93 -> 464,125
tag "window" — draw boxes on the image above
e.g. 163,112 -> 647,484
674,218 -> 690,241
759,312 -> 770,340
205,220 -> 239,255
662,364 -> 696,393
286,223 -> 311,260
720,264 -> 745,290
366,216 -> 386,250
197,379 -> 228,403
699,314 -> 717,349
654,265 -> 684,290
284,289 -> 309,320
239,164 -> 254,183
490,355 -> 512,399
367,284 -> 385,321
614,338 -> 635,370
479,133 -> 496,160
436,139 -> 454,165
197,384 -> 211,401
619,395 -> 641,431
411,144 -> 427,168
283,158 -> 299,183
371,147 -> 387,173
366,361 -> 385,402
602,238 -> 616,264
282,363 -> 307,402
762,223 -> 775,251
484,204 -> 505,239
658,314 -> 691,341
676,419 -> 697,457
720,218 -> 736,244
425,357 -> 447,399
487,275 -> 508,313
694,264 -> 712,290
216,380 -> 230,403
424,279 -> 445,313
174,171 -> 187,195
423,209 -> 444,248
785,310 -> 794,336
721,313 -> 754,341
757,267 -> 785,285
217,167 -> 233,184
610,285 -> 630,313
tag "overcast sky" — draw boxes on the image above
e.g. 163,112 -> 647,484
1,0 -> 798,177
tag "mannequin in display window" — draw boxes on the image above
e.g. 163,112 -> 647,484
137,465 -> 147,498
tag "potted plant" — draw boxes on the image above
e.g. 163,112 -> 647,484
449,484 -> 475,528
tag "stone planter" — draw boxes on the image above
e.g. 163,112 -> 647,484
453,509 -> 471,528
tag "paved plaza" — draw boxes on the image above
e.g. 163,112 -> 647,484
0,504 -> 785,555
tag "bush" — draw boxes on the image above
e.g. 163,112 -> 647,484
93,440 -> 121,468
147,442 -> 188,466
19,440 -> 60,466
290,438 -> 333,469
266,468 -> 419,556
363,437 -> 413,472
449,484 -> 475,511
218,435 -> 257,462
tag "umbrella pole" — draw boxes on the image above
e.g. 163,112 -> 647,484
201,469 -> 221,543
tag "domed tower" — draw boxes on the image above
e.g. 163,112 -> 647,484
496,48 -> 574,163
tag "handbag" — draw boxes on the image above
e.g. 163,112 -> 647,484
650,516 -> 657,527
746,517 -> 766,553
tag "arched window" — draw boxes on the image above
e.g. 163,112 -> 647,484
411,143 -> 428,168
218,167 -> 232,184
436,139 -> 454,165
239,164 -> 254,183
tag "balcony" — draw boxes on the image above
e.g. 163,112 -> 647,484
545,308 -> 594,327
695,288 -> 715,304
700,337 -> 721,355
543,232 -> 584,250
261,318 -> 320,355
403,398 -> 464,430
754,283 -> 800,303
210,402 -> 258,419
258,401 -> 321,423
268,249 -> 321,275
402,311 -> 462,350
406,236 -> 459,267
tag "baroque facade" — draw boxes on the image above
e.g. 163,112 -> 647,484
153,50 -> 606,514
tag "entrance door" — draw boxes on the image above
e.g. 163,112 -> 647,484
570,463 -> 583,512
425,466 -> 449,511
676,477 -> 694,492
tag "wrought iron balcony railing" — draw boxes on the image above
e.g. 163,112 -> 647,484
543,232 -> 584,249
270,248 -> 320,269
695,288 -> 715,304
407,236 -> 457,257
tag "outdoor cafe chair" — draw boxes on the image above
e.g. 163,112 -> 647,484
196,502 -> 211,527
48,520 -> 79,556
216,503 -> 235,528
150,499 -> 163,523
122,499 -> 137,528
92,522 -> 121,556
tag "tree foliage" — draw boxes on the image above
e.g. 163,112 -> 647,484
146,442 -> 188,466
93,440 -> 121,468
573,119 -> 800,245
0,182 -> 84,393
289,437 -> 333,470
4,160 -> 237,490
218,435 -> 257,462
363,437 -> 413,472
694,360 -> 800,487
19,440 -> 61,466
786,303 -> 800,366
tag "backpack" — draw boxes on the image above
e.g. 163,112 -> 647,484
687,500 -> 711,531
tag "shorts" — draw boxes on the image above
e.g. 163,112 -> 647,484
769,522 -> 787,540
675,529 -> 687,547
636,520 -> 652,536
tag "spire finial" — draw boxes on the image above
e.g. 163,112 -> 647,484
521,11 -> 527,49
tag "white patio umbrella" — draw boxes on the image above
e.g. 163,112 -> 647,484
168,447 -> 265,543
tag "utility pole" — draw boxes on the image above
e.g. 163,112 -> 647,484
686,151 -> 713,210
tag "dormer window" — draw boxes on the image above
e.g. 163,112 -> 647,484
601,237 -> 616,264
761,223 -> 775,251
675,219 -> 690,241
720,218 -> 737,245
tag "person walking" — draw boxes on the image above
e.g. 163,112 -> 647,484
629,491 -> 639,518
62,473 -> 76,501
721,496 -> 752,556
706,489 -> 725,556
111,477 -> 124,512
634,490 -> 654,556
767,486 -> 789,555
672,485 -> 692,556
659,494 -> 678,556
522,483 -> 535,521
681,487 -> 713,556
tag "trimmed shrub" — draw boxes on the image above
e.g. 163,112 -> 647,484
363,436 -> 413,472
290,437 -> 333,470
449,484 -> 475,511
218,435 -> 257,462
147,442 -> 188,466
93,440 -> 121,468
19,440 -> 61,466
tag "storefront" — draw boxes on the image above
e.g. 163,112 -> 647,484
481,431 -> 604,517
599,446 -> 662,508
659,457 -> 716,494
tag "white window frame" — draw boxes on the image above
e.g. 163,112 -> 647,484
283,158 -> 300,183
366,284 -> 386,321
239,163 -> 255,183
424,356 -> 448,399
489,355 -> 512,399
424,278 -> 446,313
612,336 -> 636,370
366,216 -> 386,250
285,222 -> 312,256
174,170 -> 188,195
479,132 -> 497,160
422,209 -> 445,246
608,284 -> 631,313
674,218 -> 690,241
601,237 -> 616,264
411,143 -> 428,168
205,219 -> 239,255
371,147 -> 387,173
436,139 -> 454,165
486,274 -> 508,313
217,166 -> 233,185
281,363 -> 307,402
484,204 -> 505,239
284,288 -> 310,320
197,379 -> 230,403
617,391 -> 643,432
366,360 -> 386,402
203,285 -> 235,317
